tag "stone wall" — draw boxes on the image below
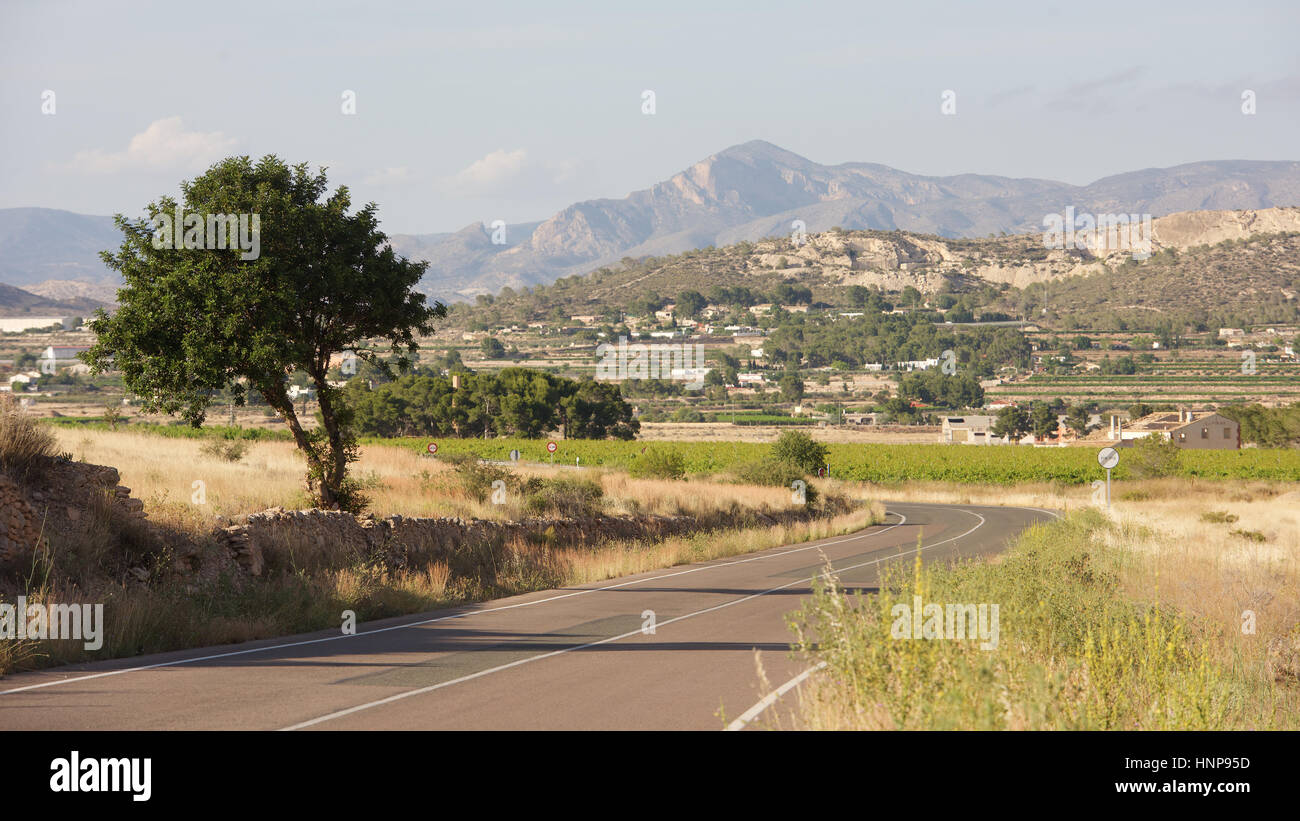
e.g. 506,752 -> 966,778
0,458 -> 148,574
212,506 -> 782,577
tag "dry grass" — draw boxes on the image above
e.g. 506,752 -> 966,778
787,477 -> 1300,730
0,394 -> 58,480
54,428 -> 810,529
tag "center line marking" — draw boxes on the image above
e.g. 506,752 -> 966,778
280,509 -> 989,730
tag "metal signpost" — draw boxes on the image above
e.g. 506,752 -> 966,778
1097,446 -> 1119,507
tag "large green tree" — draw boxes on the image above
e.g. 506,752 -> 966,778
84,156 -> 444,511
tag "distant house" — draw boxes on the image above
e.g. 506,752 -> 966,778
843,412 -> 879,425
0,317 -> 73,333
41,345 -> 91,364
737,373 -> 765,386
1111,410 -> 1239,450
941,415 -> 1004,445
896,358 -> 940,372
569,315 -> 599,325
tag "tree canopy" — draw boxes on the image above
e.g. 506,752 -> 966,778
84,155 -> 444,510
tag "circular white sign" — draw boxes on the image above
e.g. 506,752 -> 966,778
426,442 -> 438,455
1098,447 -> 1119,470
546,441 -> 557,453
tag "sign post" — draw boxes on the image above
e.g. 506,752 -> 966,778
426,442 -> 438,456
1097,447 -> 1119,507
546,440 -> 557,465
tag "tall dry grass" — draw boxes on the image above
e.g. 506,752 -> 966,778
787,478 -> 1300,730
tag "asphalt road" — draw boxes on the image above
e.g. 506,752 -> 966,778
0,501 -> 1056,731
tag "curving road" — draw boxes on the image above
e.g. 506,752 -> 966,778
0,501 -> 1056,731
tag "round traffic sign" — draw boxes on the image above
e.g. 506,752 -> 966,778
426,442 -> 438,455
509,449 -> 520,462
546,441 -> 557,453
1098,446 -> 1119,470
817,467 -> 828,478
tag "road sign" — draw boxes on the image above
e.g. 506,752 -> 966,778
426,442 -> 438,455
816,467 -> 827,478
1097,446 -> 1119,507
509,449 -> 520,462
546,441 -> 557,453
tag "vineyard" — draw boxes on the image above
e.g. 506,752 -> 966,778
381,436 -> 1300,484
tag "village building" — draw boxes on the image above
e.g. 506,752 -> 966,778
940,415 -> 1002,445
1109,410 -> 1240,450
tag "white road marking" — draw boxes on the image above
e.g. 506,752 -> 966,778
280,508 -> 988,730
725,662 -> 827,731
0,510 -> 909,696
726,505 -> 1051,731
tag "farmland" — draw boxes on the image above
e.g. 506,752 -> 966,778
386,436 -> 1300,484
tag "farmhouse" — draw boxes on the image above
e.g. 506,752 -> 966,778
1112,410 -> 1240,450
940,415 -> 1003,445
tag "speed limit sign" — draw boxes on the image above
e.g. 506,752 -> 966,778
426,442 -> 438,455
546,441 -> 557,453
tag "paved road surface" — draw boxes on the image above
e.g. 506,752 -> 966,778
0,501 -> 1055,730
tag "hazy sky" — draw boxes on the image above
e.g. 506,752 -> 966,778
2,0 -> 1297,234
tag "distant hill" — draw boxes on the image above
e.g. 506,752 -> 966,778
4,142 -> 1300,303
0,208 -> 120,289
447,207 -> 1300,333
399,142 -> 1300,301
0,281 -> 106,317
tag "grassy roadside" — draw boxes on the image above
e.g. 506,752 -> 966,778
787,501 -> 1300,730
1,492 -> 884,677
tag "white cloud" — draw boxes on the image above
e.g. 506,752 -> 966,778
65,117 -> 238,174
363,166 -> 412,186
454,148 -> 528,189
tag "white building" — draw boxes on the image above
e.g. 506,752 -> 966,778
0,317 -> 73,333
940,415 -> 1005,445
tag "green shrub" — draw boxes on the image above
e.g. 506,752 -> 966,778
451,459 -> 511,503
628,446 -> 686,480
771,430 -> 828,474
523,477 -> 604,517
1200,510 -> 1239,524
1126,436 -> 1180,479
199,438 -> 249,462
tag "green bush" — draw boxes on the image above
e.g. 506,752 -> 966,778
1125,435 -> 1180,479
523,477 -> 604,517
771,430 -> 828,475
628,446 -> 686,480
199,438 -> 249,462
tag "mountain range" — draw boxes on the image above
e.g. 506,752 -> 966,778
4,140 -> 1300,305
